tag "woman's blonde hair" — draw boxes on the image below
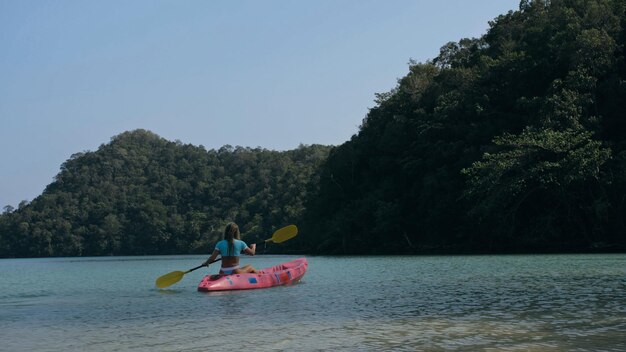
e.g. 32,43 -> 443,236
223,222 -> 240,256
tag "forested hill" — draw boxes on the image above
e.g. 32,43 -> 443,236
0,130 -> 330,257
3,0 -> 626,258
298,0 -> 626,254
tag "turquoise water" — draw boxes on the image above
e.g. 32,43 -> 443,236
1,254 -> 626,351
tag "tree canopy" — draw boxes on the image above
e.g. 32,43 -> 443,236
2,0 -> 626,257
297,0 -> 626,254
0,130 -> 330,257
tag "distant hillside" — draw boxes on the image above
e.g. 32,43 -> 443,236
0,130 -> 330,257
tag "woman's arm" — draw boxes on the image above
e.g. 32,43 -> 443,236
202,249 -> 220,266
243,243 -> 256,256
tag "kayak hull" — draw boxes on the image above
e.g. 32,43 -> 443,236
197,257 -> 308,292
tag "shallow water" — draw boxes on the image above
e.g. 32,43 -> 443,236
1,254 -> 625,351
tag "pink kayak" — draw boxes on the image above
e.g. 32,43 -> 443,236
197,257 -> 308,292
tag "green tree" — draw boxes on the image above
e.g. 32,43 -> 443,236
462,128 -> 611,250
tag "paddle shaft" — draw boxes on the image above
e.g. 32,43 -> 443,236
189,258 -> 222,273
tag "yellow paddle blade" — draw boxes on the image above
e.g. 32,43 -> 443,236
268,225 -> 298,243
155,270 -> 185,288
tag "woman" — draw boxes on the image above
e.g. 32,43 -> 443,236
202,222 -> 258,274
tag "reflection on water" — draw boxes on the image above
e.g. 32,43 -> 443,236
154,289 -> 184,295
1,254 -> 625,351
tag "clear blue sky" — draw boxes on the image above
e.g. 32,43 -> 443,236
0,0 -> 520,207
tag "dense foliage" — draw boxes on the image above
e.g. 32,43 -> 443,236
298,0 -> 626,254
2,0 -> 626,257
0,130 -> 330,257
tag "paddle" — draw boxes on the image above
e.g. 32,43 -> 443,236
155,225 -> 298,288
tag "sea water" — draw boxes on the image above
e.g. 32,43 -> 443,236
1,254 -> 625,351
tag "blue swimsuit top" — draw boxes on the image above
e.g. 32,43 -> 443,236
215,239 -> 249,257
